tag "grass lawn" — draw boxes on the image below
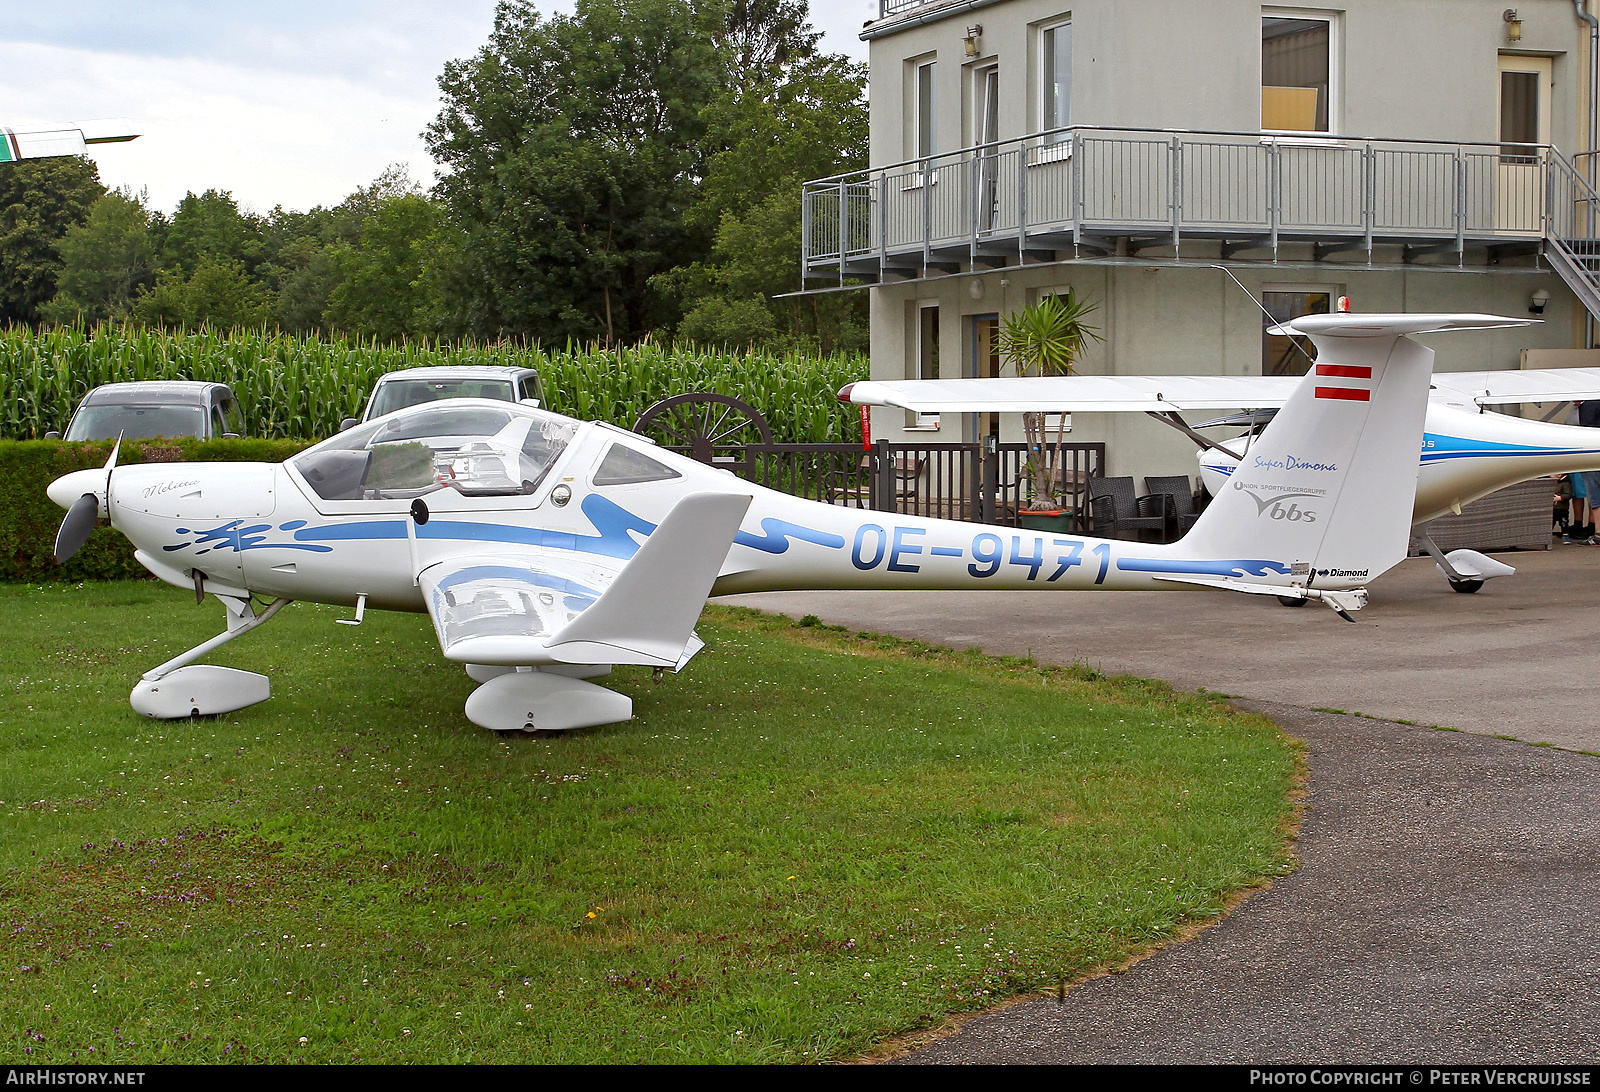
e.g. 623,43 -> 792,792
0,581 -> 1299,1063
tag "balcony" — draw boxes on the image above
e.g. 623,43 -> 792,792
800,125 -> 1600,309
877,0 -> 957,17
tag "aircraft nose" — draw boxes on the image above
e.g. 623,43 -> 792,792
47,469 -> 106,512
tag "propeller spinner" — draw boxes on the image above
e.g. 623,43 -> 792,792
51,438 -> 120,564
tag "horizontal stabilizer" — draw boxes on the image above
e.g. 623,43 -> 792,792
1267,313 -> 1537,338
547,491 -> 752,665
1153,574 -> 1367,620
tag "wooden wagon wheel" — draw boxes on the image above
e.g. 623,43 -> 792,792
633,392 -> 772,476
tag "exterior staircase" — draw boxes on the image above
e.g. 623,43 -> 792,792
1544,152 -> 1600,321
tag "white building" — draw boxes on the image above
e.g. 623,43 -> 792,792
801,0 -> 1600,484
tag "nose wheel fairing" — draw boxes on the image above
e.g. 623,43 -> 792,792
132,664 -> 271,719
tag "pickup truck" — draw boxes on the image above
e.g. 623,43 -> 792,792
342,366 -> 544,430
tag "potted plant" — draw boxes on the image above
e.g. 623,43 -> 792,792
995,291 -> 1103,531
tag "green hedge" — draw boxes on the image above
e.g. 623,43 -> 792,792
3,438 -> 310,583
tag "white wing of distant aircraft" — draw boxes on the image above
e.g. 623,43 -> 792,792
845,317 -> 1600,593
0,119 -> 139,163
44,314 -> 1530,734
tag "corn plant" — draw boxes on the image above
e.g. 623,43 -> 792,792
0,325 -> 867,444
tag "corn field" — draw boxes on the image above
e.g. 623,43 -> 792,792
0,326 -> 868,444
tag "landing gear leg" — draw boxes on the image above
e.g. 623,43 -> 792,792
129,594 -> 291,719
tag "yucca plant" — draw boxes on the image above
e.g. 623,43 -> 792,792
996,291 -> 1103,510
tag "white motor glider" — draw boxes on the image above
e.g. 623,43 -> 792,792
846,314 -> 1600,594
48,313 -> 1522,733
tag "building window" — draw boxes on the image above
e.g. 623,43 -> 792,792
1500,69 -> 1540,162
1262,289 -> 1332,374
1041,20 -> 1071,136
1262,13 -> 1331,133
916,59 -> 937,158
911,304 -> 941,428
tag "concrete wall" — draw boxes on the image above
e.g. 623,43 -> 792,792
868,0 -> 1587,159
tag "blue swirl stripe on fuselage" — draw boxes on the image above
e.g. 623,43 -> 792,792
734,518 -> 846,554
1116,557 -> 1291,578
1420,433 -> 1600,463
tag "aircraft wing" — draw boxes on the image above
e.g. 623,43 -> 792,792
417,491 -> 752,669
1430,368 -> 1600,406
841,375 -> 1302,414
1,119 -> 139,163
844,362 -> 1598,416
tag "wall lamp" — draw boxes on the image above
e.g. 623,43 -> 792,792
1530,288 -> 1551,314
964,25 -> 983,58
1504,9 -> 1523,42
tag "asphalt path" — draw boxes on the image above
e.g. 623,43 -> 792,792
726,548 -> 1600,753
723,546 -> 1600,1063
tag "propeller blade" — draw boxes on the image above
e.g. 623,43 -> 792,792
53,493 -> 100,564
104,434 -> 121,500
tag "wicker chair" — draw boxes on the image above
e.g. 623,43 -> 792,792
1144,475 -> 1201,541
1087,476 -> 1168,541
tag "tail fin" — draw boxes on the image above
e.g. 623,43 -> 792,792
1180,313 -> 1531,589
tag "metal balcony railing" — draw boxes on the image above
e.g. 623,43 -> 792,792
878,0 -> 948,18
801,125 -> 1599,288
1541,151 -> 1600,319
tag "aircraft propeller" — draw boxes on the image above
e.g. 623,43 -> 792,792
52,438 -> 120,564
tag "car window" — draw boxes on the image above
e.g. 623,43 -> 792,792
367,379 -> 517,419
65,405 -> 208,441
221,398 -> 244,436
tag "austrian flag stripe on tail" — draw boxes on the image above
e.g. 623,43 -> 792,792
1314,362 -> 1373,401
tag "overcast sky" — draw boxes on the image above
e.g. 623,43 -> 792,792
0,0 -> 876,217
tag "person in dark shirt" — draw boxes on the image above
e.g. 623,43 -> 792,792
1576,401 -> 1600,543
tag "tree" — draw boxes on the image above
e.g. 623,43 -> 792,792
44,188 -> 157,324
133,258 -> 274,330
324,192 -> 442,342
427,0 -> 721,344
159,189 -> 267,279
257,166 -> 424,335
719,0 -> 821,82
660,6 -> 869,349
0,156 -> 104,325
